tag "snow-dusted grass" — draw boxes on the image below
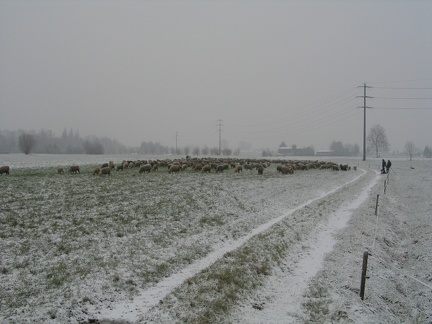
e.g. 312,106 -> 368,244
0,159 -> 360,323
2,157 -> 429,323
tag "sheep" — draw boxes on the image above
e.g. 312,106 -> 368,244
202,165 -> 212,173
280,166 -> 294,174
93,167 -> 101,175
99,167 -> 111,175
194,163 -> 203,171
168,165 -> 182,173
0,165 -> 10,175
57,168 -> 64,174
116,165 -> 124,171
69,165 -> 80,174
234,165 -> 243,173
218,164 -> 229,173
139,164 -> 152,174
340,164 -> 349,171
243,164 -> 253,171
216,164 -> 226,173
256,166 -> 264,175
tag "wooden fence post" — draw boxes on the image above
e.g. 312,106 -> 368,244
360,251 -> 369,300
375,194 -> 380,216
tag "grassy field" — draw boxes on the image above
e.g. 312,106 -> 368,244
0,162 -> 360,322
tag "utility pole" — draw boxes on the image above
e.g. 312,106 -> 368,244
175,131 -> 178,155
357,83 -> 373,161
217,119 -> 223,155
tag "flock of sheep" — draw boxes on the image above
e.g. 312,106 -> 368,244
48,157 -> 354,176
0,157 -> 355,177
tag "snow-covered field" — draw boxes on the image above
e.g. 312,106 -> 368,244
0,154 -> 430,323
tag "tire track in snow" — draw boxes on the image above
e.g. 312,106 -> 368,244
231,169 -> 381,323
97,169 -> 374,322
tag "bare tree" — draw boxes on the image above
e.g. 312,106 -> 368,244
423,145 -> 432,159
367,124 -> 390,158
404,141 -> 416,160
192,146 -> 200,156
18,133 -> 36,155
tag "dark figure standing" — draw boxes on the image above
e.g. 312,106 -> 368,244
386,160 -> 392,174
381,159 -> 386,174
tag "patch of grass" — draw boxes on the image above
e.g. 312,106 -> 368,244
301,278 -> 331,322
46,262 -> 70,288
0,163 -> 359,322
200,216 -> 225,226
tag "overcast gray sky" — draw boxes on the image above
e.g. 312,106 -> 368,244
1,0 -> 431,152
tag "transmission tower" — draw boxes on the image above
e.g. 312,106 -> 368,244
357,83 -> 373,161
217,119 -> 223,155
175,131 -> 178,155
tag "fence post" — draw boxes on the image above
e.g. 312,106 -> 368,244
384,180 -> 387,194
360,251 -> 369,300
375,194 -> 380,216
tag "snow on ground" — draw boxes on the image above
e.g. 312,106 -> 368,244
99,168 -> 372,322
1,155 -> 431,323
135,159 -> 432,323
229,169 -> 380,323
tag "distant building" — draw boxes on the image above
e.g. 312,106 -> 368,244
316,150 -> 334,156
277,146 -> 293,156
278,145 -> 315,156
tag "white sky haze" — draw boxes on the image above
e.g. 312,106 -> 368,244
1,0 -> 431,152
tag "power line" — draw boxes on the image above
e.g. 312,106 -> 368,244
372,87 -> 432,90
373,97 -> 432,99
373,107 -> 432,110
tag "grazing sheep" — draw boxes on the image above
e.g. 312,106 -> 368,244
109,161 -> 115,169
93,167 -> 101,175
57,168 -> 64,174
216,164 -> 229,173
69,165 -> 80,174
99,167 -> 111,175
244,164 -> 253,171
216,165 -> 225,173
202,165 -> 212,173
139,164 -> 152,173
101,163 -> 109,168
194,163 -> 203,171
340,164 -> 349,171
116,165 -> 124,171
0,165 -> 10,175
280,166 -> 294,174
168,165 -> 182,173
234,165 -> 243,173
256,166 -> 264,175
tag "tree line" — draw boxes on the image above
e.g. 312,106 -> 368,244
0,129 -> 128,155
2,124 -> 431,158
0,129 -> 237,156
